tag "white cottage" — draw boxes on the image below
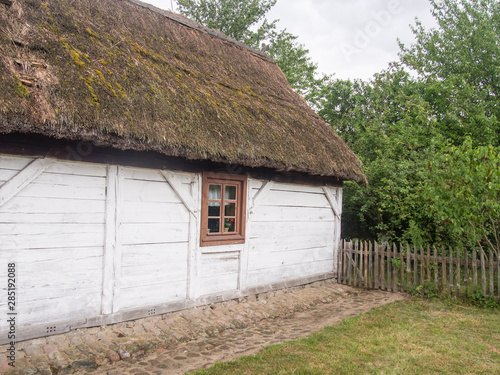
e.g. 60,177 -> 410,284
0,0 -> 365,343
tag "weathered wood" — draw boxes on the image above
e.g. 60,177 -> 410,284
322,186 -> 342,218
480,249 -> 487,296
374,242 -> 379,289
472,248 -> 478,294
442,247 -> 447,292
406,244 -> 411,292
102,165 -> 118,315
393,243 -> 398,292
420,245 -> 425,288
368,241 -> 373,289
112,166 -> 125,313
498,254 -> 500,298
489,251 -> 494,297
449,247 -> 454,295
364,241 -> 368,288
347,242 -> 353,286
413,245 -> 418,289
464,249 -> 469,294
400,244 -> 405,291
433,246 -> 438,287
0,157 -> 56,208
160,170 -> 196,214
387,244 -> 392,292
427,246 -> 431,282
456,248 -> 461,296
380,244 -> 386,291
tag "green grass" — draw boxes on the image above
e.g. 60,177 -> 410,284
190,299 -> 500,374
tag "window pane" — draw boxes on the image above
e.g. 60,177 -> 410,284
225,202 -> 236,217
224,218 -> 236,233
225,185 -> 237,200
208,218 -> 220,233
209,184 -> 221,200
208,202 -> 220,217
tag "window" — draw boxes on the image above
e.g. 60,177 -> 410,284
200,172 -> 247,246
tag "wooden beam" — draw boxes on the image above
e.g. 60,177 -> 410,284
0,157 -> 56,208
323,186 -> 342,218
250,181 -> 273,210
101,165 -> 118,315
160,170 -> 196,215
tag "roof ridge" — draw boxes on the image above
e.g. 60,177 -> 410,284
126,0 -> 274,63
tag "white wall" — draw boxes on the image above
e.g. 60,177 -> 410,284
0,155 -> 342,336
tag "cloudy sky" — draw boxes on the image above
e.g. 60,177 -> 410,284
144,0 -> 437,80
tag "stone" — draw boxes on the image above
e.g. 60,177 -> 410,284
23,345 -> 41,356
72,360 -> 97,369
117,349 -> 130,359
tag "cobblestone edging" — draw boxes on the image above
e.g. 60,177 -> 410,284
0,280 -> 407,374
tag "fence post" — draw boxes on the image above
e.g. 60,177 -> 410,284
449,247 -> 454,295
393,243 -> 399,292
456,247 -> 461,297
480,249 -> 486,296
387,243 -> 392,292
368,241 -> 373,289
433,246 -> 438,288
374,242 -> 380,289
472,248 -> 478,294
400,244 -> 405,292
364,241 -> 368,289
464,247 -> 469,295
413,245 -> 418,289
381,244 -> 386,291
442,246 -> 447,293
406,244 -> 411,292
489,251 -> 494,297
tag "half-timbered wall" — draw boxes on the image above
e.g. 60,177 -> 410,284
0,154 -> 342,342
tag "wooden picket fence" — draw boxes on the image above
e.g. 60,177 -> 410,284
338,240 -> 500,298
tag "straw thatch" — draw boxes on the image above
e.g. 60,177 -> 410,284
0,0 -> 365,182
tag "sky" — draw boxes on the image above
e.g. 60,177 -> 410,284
143,0 -> 437,81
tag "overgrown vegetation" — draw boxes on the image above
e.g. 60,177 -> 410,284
192,299 -> 500,374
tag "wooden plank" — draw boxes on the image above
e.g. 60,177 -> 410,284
368,241 -> 373,289
405,244 -> 411,292
347,241 -> 353,286
121,223 -> 189,245
391,243 -> 397,292
489,251 -> 494,297
353,241 -> 359,287
123,178 -> 180,203
0,196 -> 105,215
464,248 -> 469,295
121,263 -> 188,288
361,241 -> 366,288
160,170 -> 196,215
248,247 -> 332,271
102,165 -> 117,315
449,247 -> 454,295
442,247 -> 447,292
338,240 -> 344,283
118,281 -> 186,310
413,245 -> 418,289
374,242 -> 379,289
322,186 -> 341,218
250,233 -> 334,254
0,155 -> 34,171
200,272 -> 239,296
112,166 -> 125,314
400,245 -> 405,291
433,246 -> 438,288
472,248 -> 478,294
420,245 -> 425,288
456,247 -> 461,296
260,188 -> 330,208
251,206 -> 335,223
0,158 -> 56,208
380,244 -> 385,291
122,201 -> 190,223
387,244 -> 392,292
480,249 -> 487,295
497,253 -> 500,298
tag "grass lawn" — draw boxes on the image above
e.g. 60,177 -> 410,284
191,299 -> 500,374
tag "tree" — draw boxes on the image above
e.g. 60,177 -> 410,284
176,0 -> 326,100
176,0 -> 277,48
399,0 -> 500,146
412,138 -> 500,256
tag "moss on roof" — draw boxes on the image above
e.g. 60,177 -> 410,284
0,0 -> 365,182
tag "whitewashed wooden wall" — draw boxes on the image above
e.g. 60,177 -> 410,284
243,179 -> 342,289
0,156 -> 106,331
0,154 -> 342,338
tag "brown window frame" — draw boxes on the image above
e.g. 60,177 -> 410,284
200,172 -> 247,247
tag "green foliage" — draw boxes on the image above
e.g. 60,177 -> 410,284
412,138 -> 500,255
176,0 -> 326,102
467,291 -> 500,309
176,0 -> 277,48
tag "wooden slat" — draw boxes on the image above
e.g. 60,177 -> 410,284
347,242 -> 353,286
426,246 -> 431,282
464,249 -> 469,295
364,241 -> 368,288
433,246 -> 438,287
406,244 -> 411,293
456,248 -> 461,296
480,249 -> 486,296
400,245 -> 405,291
387,244 -> 392,292
420,245 -> 425,287
413,245 -> 418,289
393,243 -> 398,292
472,248 -> 478,294
380,244 -> 385,291
497,253 -> 500,298
489,251 -> 494,297
368,241 -> 373,289
442,247 -> 447,292
374,242 -> 379,289
449,247 -> 454,295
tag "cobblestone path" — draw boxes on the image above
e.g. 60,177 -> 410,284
93,285 -> 406,375
1,280 -> 407,374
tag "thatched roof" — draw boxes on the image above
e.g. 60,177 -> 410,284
0,0 -> 365,182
